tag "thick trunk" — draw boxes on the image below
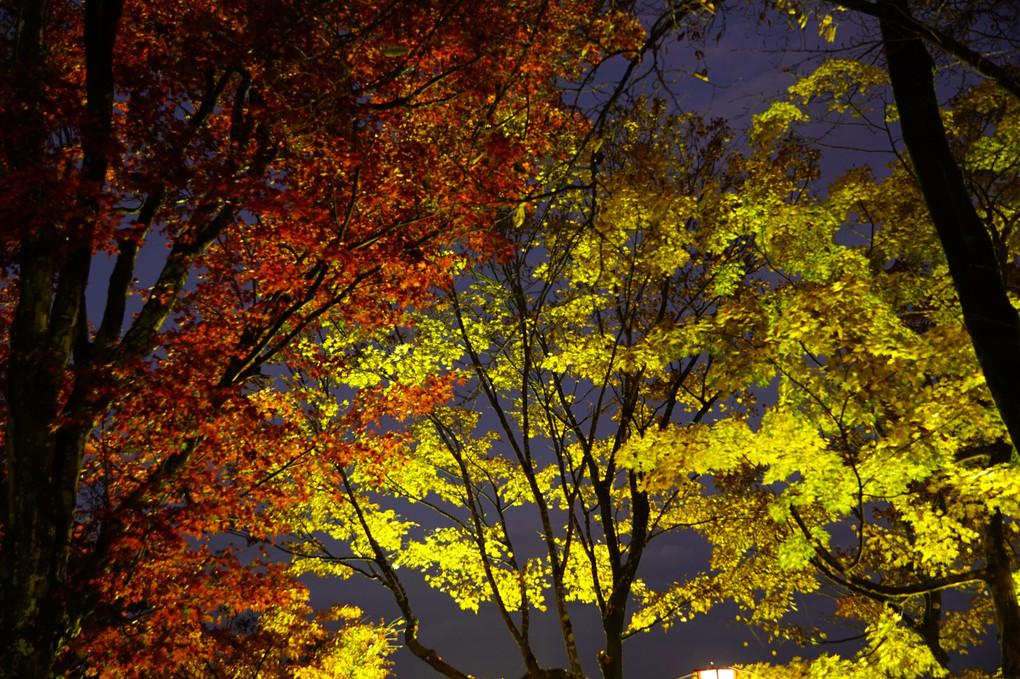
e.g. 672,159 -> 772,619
0,0 -> 69,673
0,2 -> 124,676
0,410 -> 89,678
1,219 -> 96,674
597,473 -> 650,679
0,167 -> 93,677
598,604 -> 627,679
917,592 -> 949,670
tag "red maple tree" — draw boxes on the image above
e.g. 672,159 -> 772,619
0,1 -> 643,676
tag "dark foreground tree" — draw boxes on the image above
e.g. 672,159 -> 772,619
702,3 -> 1020,673
879,11 -> 1020,676
657,0 -> 1020,672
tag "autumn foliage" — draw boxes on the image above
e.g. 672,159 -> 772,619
7,0 -> 1020,677
0,0 -> 643,676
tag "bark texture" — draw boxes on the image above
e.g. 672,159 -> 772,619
0,2 -> 124,676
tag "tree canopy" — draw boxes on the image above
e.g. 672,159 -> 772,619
4,0 -> 1020,678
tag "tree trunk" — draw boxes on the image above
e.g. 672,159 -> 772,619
917,592 -> 949,670
985,509 -> 1020,678
0,2 -> 124,676
0,0 -> 70,674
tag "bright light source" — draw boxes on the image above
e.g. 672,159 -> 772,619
694,669 -> 736,679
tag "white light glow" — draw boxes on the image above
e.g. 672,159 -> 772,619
694,669 -> 736,679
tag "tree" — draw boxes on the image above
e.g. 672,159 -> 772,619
625,3 -> 1020,673
875,13 -> 1020,671
819,1 -> 1020,672
275,8 -> 1020,668
0,1 -> 643,676
631,54 -> 1020,677
277,3 -> 1020,675
279,98 -> 795,679
758,0 -> 1020,467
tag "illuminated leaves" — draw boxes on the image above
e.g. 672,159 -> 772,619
650,58 -> 1020,676
275,97 -> 776,677
787,59 -> 891,114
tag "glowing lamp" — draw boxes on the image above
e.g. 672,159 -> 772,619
694,668 -> 736,679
